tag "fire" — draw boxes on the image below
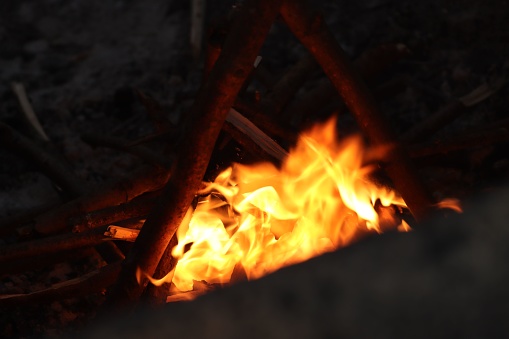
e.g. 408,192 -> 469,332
142,117 -> 416,299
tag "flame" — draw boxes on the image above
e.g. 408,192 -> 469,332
142,117 -> 418,299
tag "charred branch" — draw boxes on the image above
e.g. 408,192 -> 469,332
105,0 -> 283,309
70,190 -> 160,233
280,0 -> 434,221
34,165 -> 171,235
0,226 -> 110,273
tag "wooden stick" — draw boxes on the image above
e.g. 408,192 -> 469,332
409,119 -> 509,158
264,54 -> 318,115
224,108 -> 288,163
34,165 -> 171,235
0,248 -> 96,276
0,202 -> 58,237
281,0 -> 434,221
142,232 -> 179,304
190,0 -> 206,59
134,89 -> 175,134
11,82 -> 50,142
81,133 -> 173,169
233,97 -> 298,144
0,226 -> 109,268
105,0 -> 283,309
0,261 -> 121,307
401,79 -> 505,142
0,122 -> 85,199
285,44 -> 410,124
70,190 -> 160,233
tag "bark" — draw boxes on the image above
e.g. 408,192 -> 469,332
281,0 -> 434,221
104,0 -> 283,310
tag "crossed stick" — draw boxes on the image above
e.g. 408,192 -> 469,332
103,0 -> 434,310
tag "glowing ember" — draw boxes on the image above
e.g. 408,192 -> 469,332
142,118 -> 457,300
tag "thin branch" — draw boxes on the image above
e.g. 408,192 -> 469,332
70,190 -> 160,233
104,0 -> 283,310
224,108 -> 288,163
0,226 -> 110,270
401,79 -> 505,143
0,122 -> 85,199
264,54 -> 318,115
190,0 -> 206,59
34,165 -> 171,235
281,0 -> 434,221
0,202 -> 58,237
11,82 -> 50,142
409,118 -> 509,158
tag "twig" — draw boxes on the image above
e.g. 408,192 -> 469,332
134,89 -> 175,133
104,226 -> 140,242
0,248 -> 96,276
285,44 -> 410,124
0,226 -> 110,269
11,82 -> 50,142
264,54 -> 318,115
0,122 -> 85,199
190,0 -> 206,59
104,0 -> 283,310
81,133 -> 173,169
0,202 -> 58,238
0,261 -> 121,307
225,108 -> 288,162
233,97 -> 298,144
409,118 -> 509,158
281,0 -> 434,221
401,78 -> 505,142
70,190 -> 160,233
34,165 -> 171,235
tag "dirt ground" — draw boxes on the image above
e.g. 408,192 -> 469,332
0,0 -> 508,337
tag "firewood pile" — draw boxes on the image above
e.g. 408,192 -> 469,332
0,0 -> 508,336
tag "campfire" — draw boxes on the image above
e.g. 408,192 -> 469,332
1,0 -> 506,336
142,117 -> 410,301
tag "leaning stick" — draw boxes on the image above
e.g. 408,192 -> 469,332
223,109 -> 289,163
409,118 -> 509,158
34,165 -> 171,235
401,79 -> 505,142
0,226 -> 109,267
283,44 -> 409,125
0,122 -> 85,199
281,0 -> 434,221
105,0 -> 283,309
264,54 -> 318,115
70,190 -> 161,233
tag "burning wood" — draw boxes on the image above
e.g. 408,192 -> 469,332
5,1 -> 507,334
139,117 -> 412,300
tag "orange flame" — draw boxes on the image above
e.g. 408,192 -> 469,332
144,117 -> 412,297
144,117 -> 460,300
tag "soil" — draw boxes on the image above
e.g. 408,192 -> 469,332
0,0 -> 508,337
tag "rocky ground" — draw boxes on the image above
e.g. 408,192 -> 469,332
0,0 -> 508,337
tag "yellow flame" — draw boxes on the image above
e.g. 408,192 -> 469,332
140,117 -> 420,299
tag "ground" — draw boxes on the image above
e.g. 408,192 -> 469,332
0,0 -> 508,337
